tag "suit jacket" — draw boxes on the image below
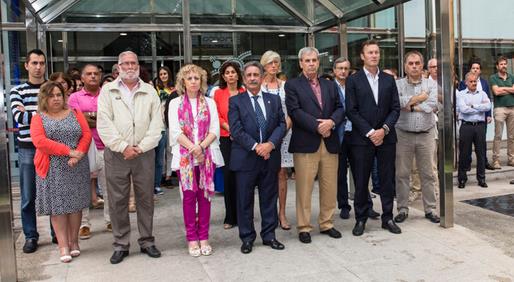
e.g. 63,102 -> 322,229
228,91 -> 286,172
285,74 -> 344,154
345,70 -> 400,146
458,77 -> 491,118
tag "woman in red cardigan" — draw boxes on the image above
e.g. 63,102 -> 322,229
30,81 -> 91,263
213,61 -> 245,229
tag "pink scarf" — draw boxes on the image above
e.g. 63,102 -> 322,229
178,93 -> 215,199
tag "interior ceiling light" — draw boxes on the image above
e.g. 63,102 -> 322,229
211,40 -> 218,43
57,39 -> 63,43
120,33 -> 127,36
278,34 -> 286,37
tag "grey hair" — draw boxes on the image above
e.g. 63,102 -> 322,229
260,50 -> 282,72
118,51 -> 138,64
242,61 -> 264,75
332,57 -> 350,69
298,47 -> 319,61
465,71 -> 478,81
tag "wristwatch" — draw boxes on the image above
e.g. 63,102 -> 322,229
382,124 -> 390,135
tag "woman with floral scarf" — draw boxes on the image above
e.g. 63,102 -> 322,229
168,64 -> 224,257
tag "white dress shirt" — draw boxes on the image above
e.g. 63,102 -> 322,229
364,67 -> 380,105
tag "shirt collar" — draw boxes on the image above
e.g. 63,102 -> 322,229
363,67 -> 380,80
466,88 -> 480,94
335,79 -> 345,89
118,78 -> 141,92
78,87 -> 100,96
248,89 -> 263,99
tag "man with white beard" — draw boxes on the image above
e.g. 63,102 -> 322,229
97,51 -> 164,264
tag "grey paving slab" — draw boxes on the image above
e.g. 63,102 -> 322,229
13,180 -> 514,282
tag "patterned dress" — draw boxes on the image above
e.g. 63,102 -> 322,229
262,80 -> 294,168
36,112 -> 91,215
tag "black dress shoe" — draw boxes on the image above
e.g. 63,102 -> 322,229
51,237 -> 58,244
339,208 -> 350,219
352,221 -> 366,236
425,212 -> 440,223
241,241 -> 253,254
298,232 -> 311,244
394,212 -> 408,223
263,239 -> 285,250
485,162 -> 495,170
140,246 -> 161,258
23,239 -> 38,253
478,181 -> 488,188
510,180 -> 514,185
110,250 -> 129,264
320,228 -> 342,239
368,209 -> 380,219
382,220 -> 402,234
458,181 -> 466,189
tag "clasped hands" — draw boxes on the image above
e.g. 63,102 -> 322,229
317,119 -> 334,138
123,145 -> 143,160
68,149 -> 85,167
369,128 -> 385,146
189,144 -> 205,163
255,142 -> 273,160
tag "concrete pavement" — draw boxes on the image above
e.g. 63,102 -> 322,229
13,179 -> 514,282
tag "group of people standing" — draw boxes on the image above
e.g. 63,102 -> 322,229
11,38 -> 511,264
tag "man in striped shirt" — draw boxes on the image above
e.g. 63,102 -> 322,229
9,49 -> 46,253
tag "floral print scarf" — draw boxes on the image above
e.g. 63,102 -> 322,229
178,93 -> 215,199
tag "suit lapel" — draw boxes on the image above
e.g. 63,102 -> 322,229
241,92 -> 259,130
359,70 -> 378,107
300,75 -> 322,111
319,79 -> 331,114
263,93 -> 272,133
377,72 -> 385,106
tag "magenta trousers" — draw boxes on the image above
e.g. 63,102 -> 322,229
180,167 -> 211,242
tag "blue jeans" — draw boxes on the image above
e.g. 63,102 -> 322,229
18,147 -> 39,241
154,131 -> 166,187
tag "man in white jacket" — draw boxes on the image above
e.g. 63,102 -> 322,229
97,51 -> 164,264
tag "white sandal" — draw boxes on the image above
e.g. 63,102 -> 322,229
188,245 -> 201,257
70,249 -> 81,257
200,245 -> 213,256
59,248 -> 72,263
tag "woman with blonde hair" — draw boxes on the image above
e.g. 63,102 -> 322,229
168,64 -> 224,257
30,81 -> 91,262
260,50 -> 293,230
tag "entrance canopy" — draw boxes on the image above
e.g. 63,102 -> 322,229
25,0 -> 409,31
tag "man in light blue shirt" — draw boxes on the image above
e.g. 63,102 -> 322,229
456,72 -> 491,188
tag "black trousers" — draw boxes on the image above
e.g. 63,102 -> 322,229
458,122 -> 486,182
337,133 -> 374,211
348,143 -> 396,223
220,137 -> 237,225
235,160 -> 279,243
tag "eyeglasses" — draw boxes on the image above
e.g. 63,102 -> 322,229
335,67 -> 349,70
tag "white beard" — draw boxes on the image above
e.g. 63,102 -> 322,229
119,69 -> 140,81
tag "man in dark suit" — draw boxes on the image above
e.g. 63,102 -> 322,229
345,39 -> 402,236
229,61 -> 286,254
285,47 -> 345,244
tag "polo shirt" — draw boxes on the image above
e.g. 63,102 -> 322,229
489,73 -> 514,107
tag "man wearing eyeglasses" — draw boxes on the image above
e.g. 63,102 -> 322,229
394,51 -> 440,224
97,51 -> 164,264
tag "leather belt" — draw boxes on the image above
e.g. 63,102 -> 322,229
401,129 -> 429,134
462,121 -> 485,126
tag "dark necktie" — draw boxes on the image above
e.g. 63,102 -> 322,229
251,95 -> 266,142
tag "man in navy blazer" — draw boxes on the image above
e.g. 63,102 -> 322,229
229,61 -> 286,254
457,60 -> 494,170
345,39 -> 401,236
285,47 -> 344,244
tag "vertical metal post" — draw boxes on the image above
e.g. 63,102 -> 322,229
26,8 -> 38,51
425,0 -> 436,60
396,4 -> 405,76
0,14 -> 18,281
307,0 -> 314,47
435,0 -> 455,228
338,20 -> 348,59
231,0 -> 238,56
62,31 -> 69,71
456,0 -> 463,81
150,15 -> 157,78
182,0 -> 192,64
